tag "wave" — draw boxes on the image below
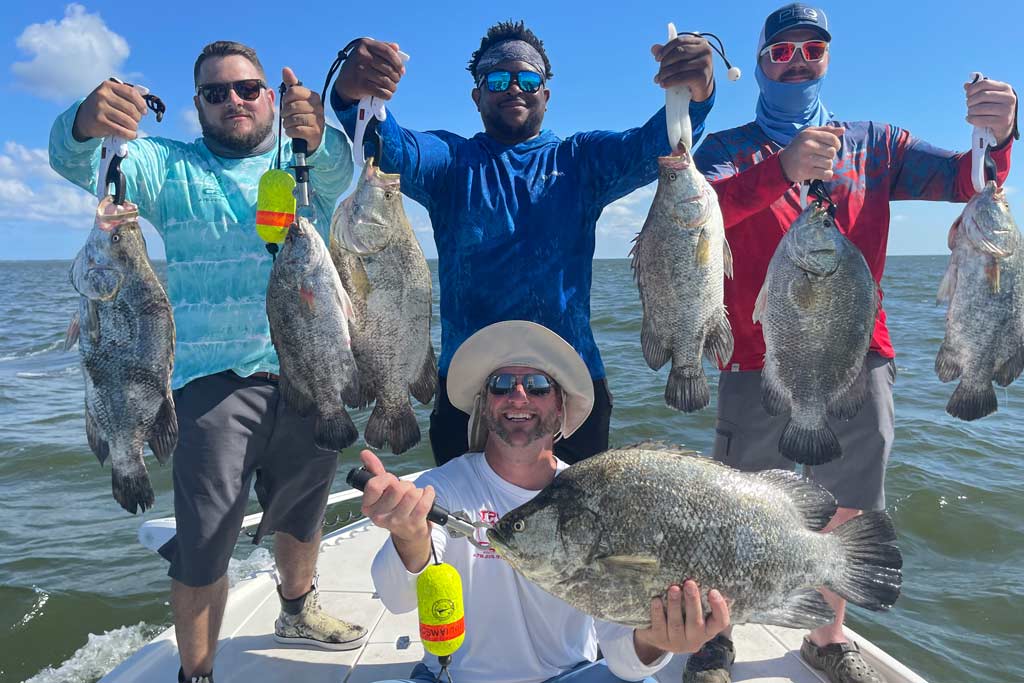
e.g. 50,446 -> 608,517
22,622 -> 158,683
0,339 -> 68,363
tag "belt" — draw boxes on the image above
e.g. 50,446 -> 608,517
242,371 -> 280,381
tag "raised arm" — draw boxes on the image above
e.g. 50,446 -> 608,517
331,38 -> 455,210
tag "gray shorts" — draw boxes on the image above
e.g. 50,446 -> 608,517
711,352 -> 895,511
158,371 -> 340,587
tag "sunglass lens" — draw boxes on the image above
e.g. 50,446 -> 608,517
769,42 -> 796,63
803,41 -> 828,61
523,374 -> 552,395
235,79 -> 264,100
486,71 -> 511,92
518,72 -> 543,93
201,84 -> 229,104
488,374 -> 516,395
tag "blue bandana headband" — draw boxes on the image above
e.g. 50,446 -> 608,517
475,40 -> 546,80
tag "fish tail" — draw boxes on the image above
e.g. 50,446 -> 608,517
665,365 -> 709,413
945,381 -> 997,421
778,420 -> 841,465
314,411 -> 359,451
111,464 -> 155,515
828,511 -> 902,611
365,402 -> 420,454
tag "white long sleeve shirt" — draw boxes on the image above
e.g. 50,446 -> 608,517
370,453 -> 670,683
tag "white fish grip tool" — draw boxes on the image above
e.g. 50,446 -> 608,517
970,72 -> 999,194
97,77 -> 166,205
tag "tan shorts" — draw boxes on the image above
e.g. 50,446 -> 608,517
711,352 -> 895,511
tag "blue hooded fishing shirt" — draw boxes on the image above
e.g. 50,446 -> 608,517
49,100 -> 354,389
332,91 -> 714,379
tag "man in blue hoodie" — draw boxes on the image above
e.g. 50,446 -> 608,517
50,41 -> 367,683
330,20 -> 717,467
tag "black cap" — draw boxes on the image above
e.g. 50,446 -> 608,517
762,3 -> 831,45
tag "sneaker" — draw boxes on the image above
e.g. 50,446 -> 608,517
683,634 -> 735,683
274,587 -> 368,651
177,667 -> 213,683
800,637 -> 884,683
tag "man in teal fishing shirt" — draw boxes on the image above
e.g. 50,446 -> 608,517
330,21 -> 717,466
50,41 -> 367,683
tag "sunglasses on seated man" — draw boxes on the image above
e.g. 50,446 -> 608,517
196,79 -> 267,105
759,39 -> 829,64
478,70 -> 545,94
486,373 -> 555,397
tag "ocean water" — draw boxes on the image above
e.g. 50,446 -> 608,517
1,257 -> 1022,683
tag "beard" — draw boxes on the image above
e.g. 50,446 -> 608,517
483,105 -> 545,142
199,105 -> 274,153
482,405 -> 562,447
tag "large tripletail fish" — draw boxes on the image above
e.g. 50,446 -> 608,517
754,194 -> 877,465
66,198 -> 176,514
488,444 -> 902,629
936,180 -> 1024,420
267,216 -> 360,450
631,145 -> 733,412
330,159 -> 436,455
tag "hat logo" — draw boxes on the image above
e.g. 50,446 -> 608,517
779,7 -> 819,21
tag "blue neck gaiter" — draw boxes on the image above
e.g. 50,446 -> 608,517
754,64 -> 832,146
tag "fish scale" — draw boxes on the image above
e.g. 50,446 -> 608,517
488,445 -> 902,629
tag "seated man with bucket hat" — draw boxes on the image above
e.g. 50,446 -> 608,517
356,321 -> 731,683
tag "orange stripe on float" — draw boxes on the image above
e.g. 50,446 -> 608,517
256,210 -> 295,227
420,617 -> 465,642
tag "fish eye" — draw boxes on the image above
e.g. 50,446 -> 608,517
512,520 -> 526,532
111,233 -> 121,243
384,191 -> 393,200
668,172 -> 677,181
823,219 -> 833,227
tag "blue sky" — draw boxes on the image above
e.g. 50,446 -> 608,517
1,0 -> 1021,260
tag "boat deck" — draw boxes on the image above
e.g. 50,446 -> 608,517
101,520 -> 927,683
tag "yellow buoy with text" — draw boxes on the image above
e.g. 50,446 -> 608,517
416,562 -> 465,657
255,169 -> 296,244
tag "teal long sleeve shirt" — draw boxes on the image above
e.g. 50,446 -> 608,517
49,100 -> 354,389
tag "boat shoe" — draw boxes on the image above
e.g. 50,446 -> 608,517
800,637 -> 884,683
683,634 -> 735,683
274,586 -> 368,650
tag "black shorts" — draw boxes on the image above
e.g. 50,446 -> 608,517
428,375 -> 613,466
158,371 -> 339,587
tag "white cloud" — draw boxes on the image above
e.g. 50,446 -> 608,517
596,184 -> 655,240
182,109 -> 202,136
11,4 -> 131,102
891,214 -> 908,223
0,142 -> 96,223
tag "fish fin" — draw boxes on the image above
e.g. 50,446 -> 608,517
665,365 -> 709,412
640,315 -> 671,370
64,312 -> 80,351
702,311 -> 734,367
827,365 -> 868,421
778,420 -> 841,465
340,368 -> 364,410
936,252 -> 959,304
299,284 -> 317,314
934,343 -> 962,383
85,300 -> 102,343
695,228 -> 711,267
747,588 -> 835,629
85,409 -> 110,465
410,343 -> 438,405
597,554 -> 661,576
752,469 -> 837,531
827,511 -> 902,611
945,381 -> 997,421
760,370 -> 788,417
279,374 -> 316,417
314,411 -> 359,451
722,236 -> 734,279
994,342 -> 1024,387
985,258 -> 1002,294
148,395 -> 178,465
111,465 -> 155,515
946,215 -> 962,251
752,279 -> 769,325
337,282 -> 356,321
365,402 -> 421,454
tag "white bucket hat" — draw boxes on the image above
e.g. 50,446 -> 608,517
446,321 -> 595,452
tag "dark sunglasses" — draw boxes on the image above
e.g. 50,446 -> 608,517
759,40 -> 829,64
196,79 -> 266,104
486,373 -> 554,397
479,70 -> 544,94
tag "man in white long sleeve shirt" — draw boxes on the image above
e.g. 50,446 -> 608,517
357,321 -> 731,683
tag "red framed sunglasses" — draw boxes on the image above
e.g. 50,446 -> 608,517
759,40 -> 829,64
